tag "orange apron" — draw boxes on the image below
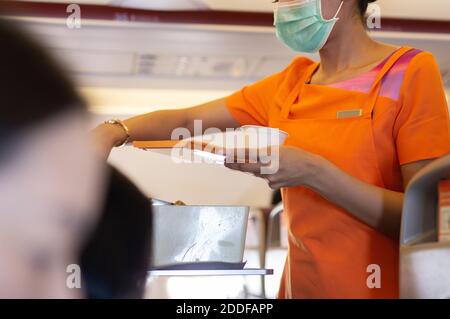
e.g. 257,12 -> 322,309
273,47 -> 413,298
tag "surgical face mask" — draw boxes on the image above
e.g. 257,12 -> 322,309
274,0 -> 344,53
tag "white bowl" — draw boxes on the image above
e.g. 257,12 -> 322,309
176,126 -> 289,165
239,125 -> 289,146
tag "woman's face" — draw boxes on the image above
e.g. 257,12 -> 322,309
0,111 -> 105,298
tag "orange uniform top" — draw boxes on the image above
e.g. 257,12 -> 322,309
226,47 -> 450,298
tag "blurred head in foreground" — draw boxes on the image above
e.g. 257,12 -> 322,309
0,19 -> 106,298
81,166 -> 152,299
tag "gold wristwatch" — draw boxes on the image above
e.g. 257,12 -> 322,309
104,119 -> 131,147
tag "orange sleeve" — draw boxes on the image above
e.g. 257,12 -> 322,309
225,58 -> 302,126
394,52 -> 450,165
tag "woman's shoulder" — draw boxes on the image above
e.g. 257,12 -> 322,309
289,55 -> 316,67
393,48 -> 446,105
253,56 -> 316,94
274,56 -> 317,88
284,55 -> 317,75
379,48 -> 440,101
398,48 -> 439,74
398,48 -> 442,84
406,48 -> 435,62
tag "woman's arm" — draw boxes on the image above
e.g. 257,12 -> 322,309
225,146 -> 433,239
308,157 -> 432,239
93,98 -> 239,158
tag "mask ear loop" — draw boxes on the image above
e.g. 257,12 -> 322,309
333,1 -> 344,19
319,0 -> 344,21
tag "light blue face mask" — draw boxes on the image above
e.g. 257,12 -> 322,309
274,0 -> 344,53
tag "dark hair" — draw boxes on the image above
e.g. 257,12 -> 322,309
0,18 -> 84,146
358,0 -> 377,17
80,166 -> 152,299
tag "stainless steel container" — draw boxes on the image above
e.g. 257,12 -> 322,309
151,205 -> 249,269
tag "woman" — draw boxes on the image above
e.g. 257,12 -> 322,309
95,0 -> 450,298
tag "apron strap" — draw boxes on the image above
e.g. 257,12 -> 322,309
364,47 -> 414,115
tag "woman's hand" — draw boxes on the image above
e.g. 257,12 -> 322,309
225,144 -> 411,239
91,123 -> 128,160
224,145 -> 327,189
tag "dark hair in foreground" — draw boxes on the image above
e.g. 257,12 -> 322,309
0,18 -> 84,148
80,166 -> 153,299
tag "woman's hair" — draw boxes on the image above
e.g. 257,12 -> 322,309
0,18 -> 84,146
80,166 -> 152,299
358,0 -> 377,17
